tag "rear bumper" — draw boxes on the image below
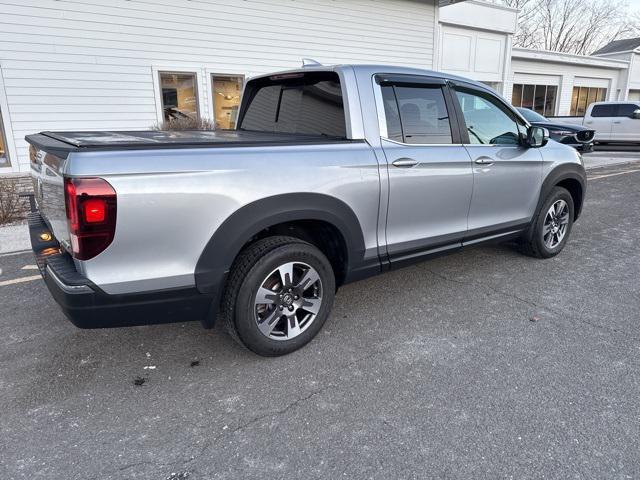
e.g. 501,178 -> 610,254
29,212 -> 214,329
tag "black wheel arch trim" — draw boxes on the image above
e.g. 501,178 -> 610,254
195,193 -> 373,325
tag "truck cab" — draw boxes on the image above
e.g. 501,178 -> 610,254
585,101 -> 640,143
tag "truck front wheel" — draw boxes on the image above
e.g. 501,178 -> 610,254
221,236 -> 336,356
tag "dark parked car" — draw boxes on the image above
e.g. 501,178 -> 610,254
517,108 -> 595,152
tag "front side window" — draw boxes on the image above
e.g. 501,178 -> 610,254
456,88 -> 521,145
212,75 -> 243,129
0,109 -> 8,168
240,72 -> 346,137
159,72 -> 199,122
380,85 -> 453,144
616,103 -> 639,117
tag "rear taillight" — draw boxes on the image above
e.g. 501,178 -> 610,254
64,177 -> 117,260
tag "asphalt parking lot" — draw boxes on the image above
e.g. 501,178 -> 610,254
1,161 -> 640,479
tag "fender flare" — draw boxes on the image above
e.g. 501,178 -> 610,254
194,193 -> 369,299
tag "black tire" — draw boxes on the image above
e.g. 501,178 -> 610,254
221,236 -> 336,356
519,186 -> 575,259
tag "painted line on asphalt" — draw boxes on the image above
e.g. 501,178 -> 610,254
21,265 -> 38,270
0,249 -> 31,258
0,275 -> 42,287
588,169 -> 640,181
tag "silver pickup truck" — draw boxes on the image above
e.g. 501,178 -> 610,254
26,64 -> 586,356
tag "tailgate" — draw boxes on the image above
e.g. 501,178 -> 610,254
28,143 -> 71,250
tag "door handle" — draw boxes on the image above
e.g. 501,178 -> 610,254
474,156 -> 494,166
392,158 -> 419,168
613,121 -> 621,124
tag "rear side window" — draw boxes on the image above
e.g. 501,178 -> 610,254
380,85 -> 453,144
239,72 -> 346,137
616,104 -> 639,117
591,105 -> 616,117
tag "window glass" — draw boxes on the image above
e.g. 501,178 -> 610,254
522,85 -> 535,110
571,87 -> 607,116
212,75 -> 243,129
0,110 -> 9,168
545,86 -> 557,116
393,86 -> 452,144
533,85 -> 546,115
591,105 -> 616,117
511,84 -> 523,108
511,84 -> 557,116
616,103 -> 639,117
456,89 -> 520,145
380,86 -> 403,142
160,72 -> 199,121
240,72 -> 346,137
576,87 -> 588,116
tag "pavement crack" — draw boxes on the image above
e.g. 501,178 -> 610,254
424,267 -> 639,341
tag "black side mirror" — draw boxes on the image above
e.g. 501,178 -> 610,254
526,126 -> 549,148
632,109 -> 640,119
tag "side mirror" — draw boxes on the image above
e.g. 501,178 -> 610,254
526,126 -> 549,148
632,109 -> 640,119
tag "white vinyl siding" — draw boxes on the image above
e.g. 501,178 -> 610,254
0,0 -> 437,172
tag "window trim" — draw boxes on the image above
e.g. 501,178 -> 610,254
0,67 -> 16,172
451,81 -> 527,147
208,72 -> 245,130
152,67 -> 203,125
373,74 -> 463,146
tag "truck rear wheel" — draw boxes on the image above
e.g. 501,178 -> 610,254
221,236 -> 336,356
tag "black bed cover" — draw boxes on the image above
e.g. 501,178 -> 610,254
25,130 -> 355,158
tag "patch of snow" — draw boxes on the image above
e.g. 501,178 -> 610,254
0,220 -> 30,254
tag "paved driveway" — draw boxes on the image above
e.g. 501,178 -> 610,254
1,162 -> 639,479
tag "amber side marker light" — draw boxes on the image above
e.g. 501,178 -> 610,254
39,232 -> 52,242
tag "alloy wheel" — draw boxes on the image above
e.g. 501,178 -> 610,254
543,199 -> 570,249
254,262 -> 323,341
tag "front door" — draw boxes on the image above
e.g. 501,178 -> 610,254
452,85 -> 543,238
377,78 -> 473,264
586,104 -> 614,142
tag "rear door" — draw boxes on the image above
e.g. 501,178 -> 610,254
376,75 -> 473,264
451,83 -> 543,238
586,104 -> 615,142
611,103 -> 640,142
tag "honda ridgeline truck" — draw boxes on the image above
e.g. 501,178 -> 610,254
26,65 -> 586,356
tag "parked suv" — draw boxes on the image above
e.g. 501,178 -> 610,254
26,65 -> 586,356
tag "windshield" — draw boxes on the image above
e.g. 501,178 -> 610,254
517,108 -> 548,123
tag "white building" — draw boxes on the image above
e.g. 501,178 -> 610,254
0,0 -> 638,175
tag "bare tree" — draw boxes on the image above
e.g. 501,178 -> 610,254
501,0 -> 638,55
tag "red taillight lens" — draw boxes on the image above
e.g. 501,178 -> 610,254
63,177 -> 117,260
83,199 -> 107,223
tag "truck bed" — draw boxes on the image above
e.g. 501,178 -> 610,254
26,130 -> 354,158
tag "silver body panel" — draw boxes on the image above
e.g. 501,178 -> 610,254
30,64 -> 582,296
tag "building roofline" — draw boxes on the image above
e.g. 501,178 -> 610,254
512,47 -> 630,69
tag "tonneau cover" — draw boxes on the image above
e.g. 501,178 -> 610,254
26,130 -> 353,158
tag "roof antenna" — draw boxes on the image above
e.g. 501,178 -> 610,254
302,58 -> 323,67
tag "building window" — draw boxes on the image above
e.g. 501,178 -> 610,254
511,84 -> 557,116
0,109 -> 9,168
212,75 -> 243,129
159,72 -> 199,122
570,86 -> 607,116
